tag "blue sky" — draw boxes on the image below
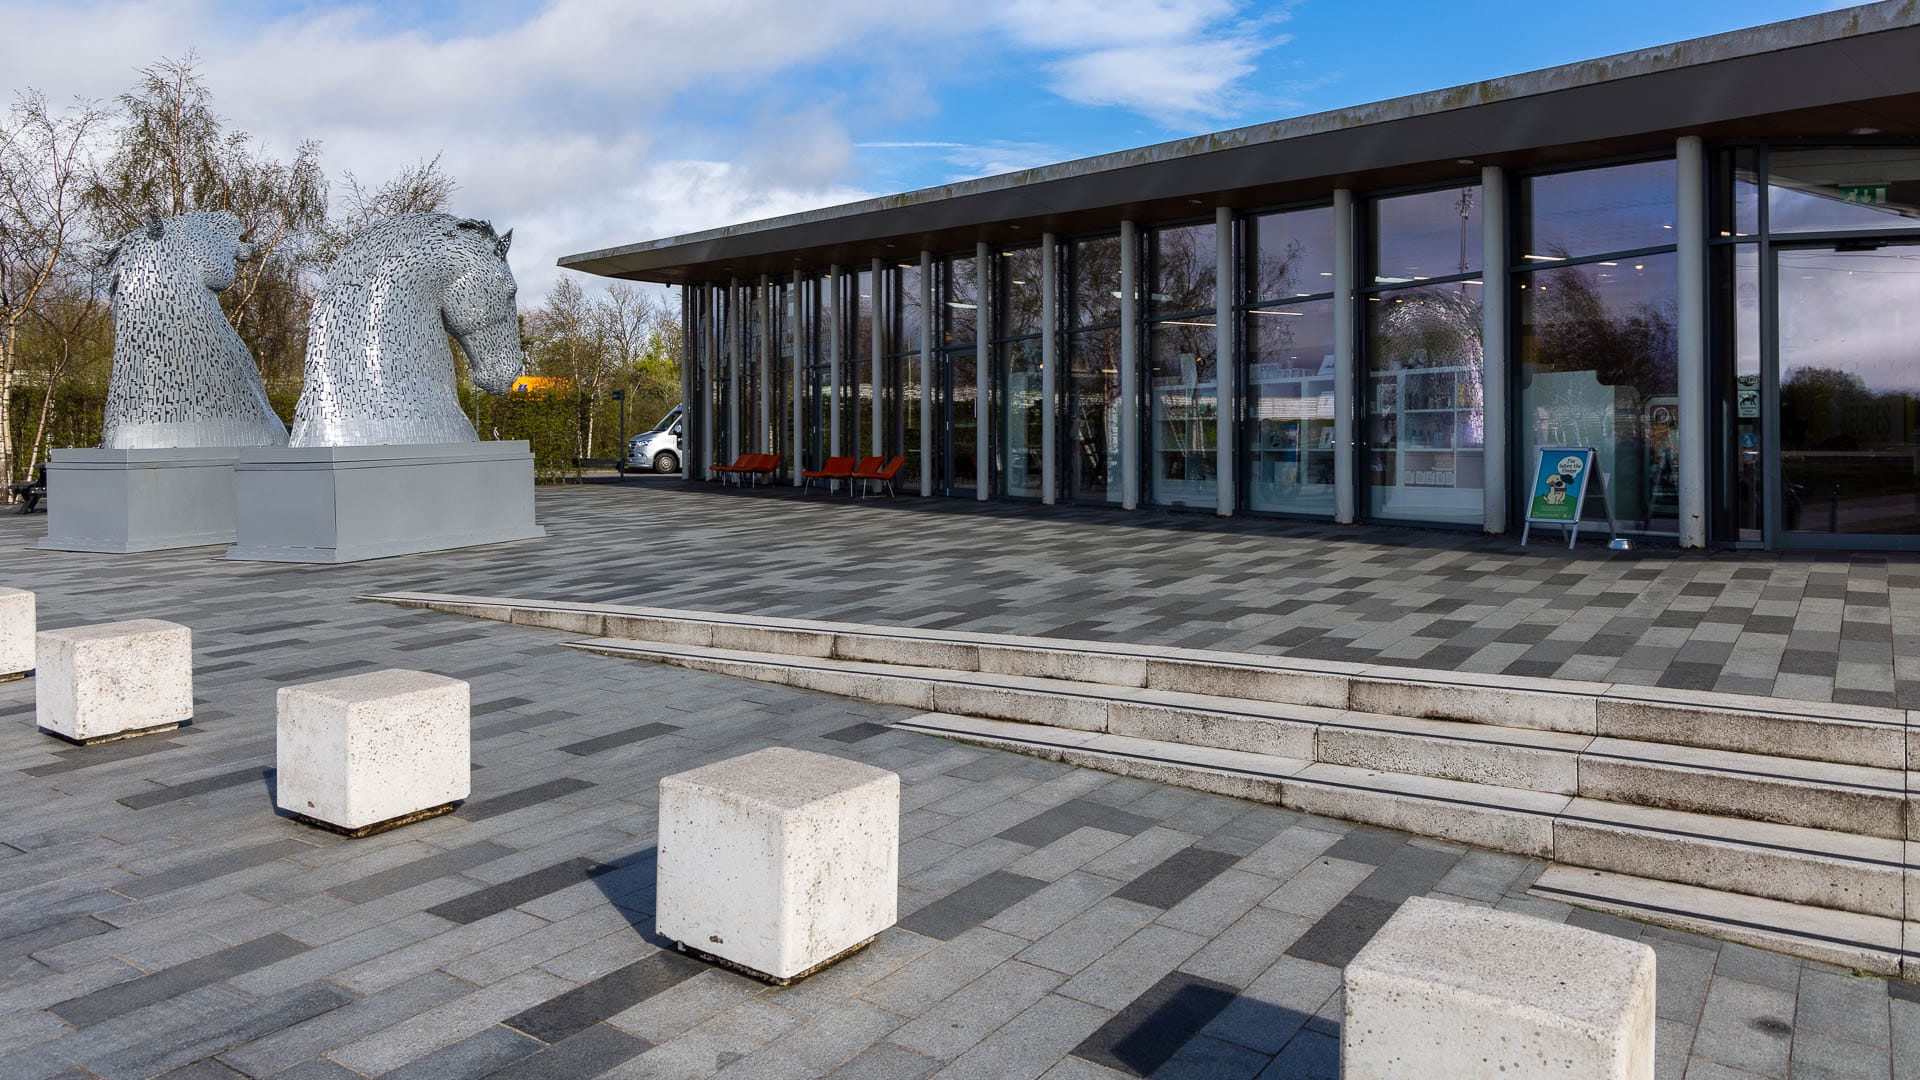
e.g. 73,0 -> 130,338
0,0 -> 1858,298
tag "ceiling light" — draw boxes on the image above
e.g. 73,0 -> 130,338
1456,158 -> 1476,165
1522,254 -> 1564,262
1851,126 -> 1882,135
946,301 -> 977,309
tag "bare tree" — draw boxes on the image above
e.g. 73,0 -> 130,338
321,152 -> 458,259
0,90 -> 105,495
23,268 -> 109,474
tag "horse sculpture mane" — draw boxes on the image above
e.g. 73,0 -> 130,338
99,210 -> 288,450
289,212 -> 525,447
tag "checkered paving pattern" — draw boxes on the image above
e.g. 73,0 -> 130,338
0,483 -> 1914,1079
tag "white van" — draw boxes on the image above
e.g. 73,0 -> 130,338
625,404 -> 684,474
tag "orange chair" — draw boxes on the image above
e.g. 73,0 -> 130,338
852,455 -> 907,499
747,454 -> 784,487
801,456 -> 855,493
710,452 -> 757,486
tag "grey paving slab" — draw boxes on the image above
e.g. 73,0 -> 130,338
0,483 -> 1911,1079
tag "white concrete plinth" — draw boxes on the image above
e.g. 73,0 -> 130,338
657,746 -> 899,983
39,448 -> 244,552
0,588 -> 32,679
1343,897 -> 1656,1080
227,441 -> 546,563
36,619 -> 192,744
276,669 -> 471,836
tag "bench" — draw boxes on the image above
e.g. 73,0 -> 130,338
8,464 -> 46,514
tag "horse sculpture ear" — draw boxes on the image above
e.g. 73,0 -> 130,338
145,212 -> 164,241
495,229 -> 512,259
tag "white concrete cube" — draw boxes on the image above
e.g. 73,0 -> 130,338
1344,897 -> 1656,1080
36,619 -> 191,743
657,746 -> 899,982
276,669 -> 470,835
0,587 -> 32,678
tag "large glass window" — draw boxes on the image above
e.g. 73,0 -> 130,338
851,268 -> 874,457
1147,223 -> 1217,508
1246,206 -> 1336,516
892,262 -> 925,487
1365,185 -> 1484,525
1767,147 -> 1920,233
1066,236 -> 1123,503
1516,160 -> 1680,536
997,247 -> 1045,498
1518,256 -> 1680,534
941,255 -> 979,494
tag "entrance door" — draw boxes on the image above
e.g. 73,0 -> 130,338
1061,329 -> 1123,503
1774,242 -> 1920,542
939,348 -> 978,496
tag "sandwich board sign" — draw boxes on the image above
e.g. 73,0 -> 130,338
1522,446 -> 1616,548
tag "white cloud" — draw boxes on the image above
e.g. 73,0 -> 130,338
993,0 -> 1286,123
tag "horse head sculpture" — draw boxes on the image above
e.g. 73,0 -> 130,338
290,212 -> 526,447
99,209 -> 288,449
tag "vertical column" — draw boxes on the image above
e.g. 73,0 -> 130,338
828,265 -> 842,465
919,251 -> 933,497
975,243 -> 990,500
790,270 -> 803,484
872,257 -> 885,457
727,280 -> 741,462
1040,233 -> 1058,506
679,285 -> 693,479
1215,206 -> 1236,517
1481,166 -> 1510,535
758,275 -> 770,453
1677,135 -> 1708,549
697,285 -> 713,480
1119,220 -> 1140,510
1333,190 -> 1357,524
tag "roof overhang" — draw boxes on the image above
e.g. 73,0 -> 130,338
560,2 -> 1920,285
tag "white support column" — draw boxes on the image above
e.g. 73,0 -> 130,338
758,275 -> 770,453
872,257 -> 884,457
828,267 -> 842,471
727,279 -> 741,462
1481,166 -> 1510,535
1040,233 -> 1058,506
1333,190 -> 1357,524
1215,206 -> 1236,518
701,284 -> 715,481
975,242 -> 990,500
919,251 -> 933,497
1119,220 -> 1140,510
1677,135 -> 1708,549
791,270 -> 803,484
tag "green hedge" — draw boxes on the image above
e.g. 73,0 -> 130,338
7,385 -> 105,481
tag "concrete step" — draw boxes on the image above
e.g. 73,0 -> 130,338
1529,865 -> 1917,980
1552,797 -> 1907,918
365,591 -> 1914,770
1579,737 -> 1908,839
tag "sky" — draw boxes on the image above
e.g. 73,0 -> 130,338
0,0 -> 1866,302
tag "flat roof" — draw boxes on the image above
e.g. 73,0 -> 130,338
561,1 -> 1920,284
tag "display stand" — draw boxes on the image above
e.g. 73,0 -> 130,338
1520,446 -> 1617,549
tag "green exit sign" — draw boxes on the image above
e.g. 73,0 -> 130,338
1840,185 -> 1889,205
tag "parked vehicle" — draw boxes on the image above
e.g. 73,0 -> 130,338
626,405 -> 684,474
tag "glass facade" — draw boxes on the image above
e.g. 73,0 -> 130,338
1365,186 -> 1484,525
677,135 -> 1920,550
1147,223 -> 1218,508
1517,160 -> 1680,536
1245,206 -> 1336,516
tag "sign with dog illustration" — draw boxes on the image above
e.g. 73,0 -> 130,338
1522,446 -> 1615,548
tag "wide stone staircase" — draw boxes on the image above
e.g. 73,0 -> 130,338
366,590 -> 1919,979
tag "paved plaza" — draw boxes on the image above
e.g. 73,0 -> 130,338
0,482 -> 1916,1079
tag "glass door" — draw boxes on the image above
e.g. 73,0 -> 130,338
1773,242 -> 1920,542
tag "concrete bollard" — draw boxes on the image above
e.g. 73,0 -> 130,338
0,588 -> 32,679
1343,897 -> 1656,1080
657,746 -> 899,984
36,619 -> 191,744
276,669 -> 470,837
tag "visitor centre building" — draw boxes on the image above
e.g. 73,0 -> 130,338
560,3 -> 1920,551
